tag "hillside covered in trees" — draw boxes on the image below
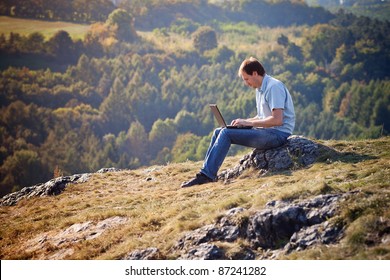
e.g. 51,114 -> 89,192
0,0 -> 389,196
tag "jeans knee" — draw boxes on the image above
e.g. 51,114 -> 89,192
213,127 -> 223,137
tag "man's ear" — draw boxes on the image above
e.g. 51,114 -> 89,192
252,71 -> 258,77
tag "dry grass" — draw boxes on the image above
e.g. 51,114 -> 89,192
0,16 -> 91,40
138,30 -> 195,53
218,24 -> 307,59
138,23 -> 306,58
0,137 -> 389,260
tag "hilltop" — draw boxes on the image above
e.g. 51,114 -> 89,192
0,136 -> 389,260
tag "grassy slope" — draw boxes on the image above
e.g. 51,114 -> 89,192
0,16 -> 91,40
0,137 -> 389,260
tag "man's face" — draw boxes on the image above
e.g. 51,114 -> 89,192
241,71 -> 261,88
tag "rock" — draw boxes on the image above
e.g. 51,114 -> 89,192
172,192 -> 355,259
25,216 -> 128,260
218,136 -> 325,181
96,167 -> 121,173
178,243 -> 225,260
0,173 -> 91,206
0,168 -> 120,206
246,193 -> 345,249
123,247 -> 161,260
284,221 -> 344,253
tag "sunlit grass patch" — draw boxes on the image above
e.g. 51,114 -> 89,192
0,16 -> 90,40
0,137 -> 389,259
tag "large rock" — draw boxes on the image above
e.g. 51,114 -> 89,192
0,168 -> 121,206
218,135 -> 325,181
0,174 -> 90,206
171,192 -> 355,260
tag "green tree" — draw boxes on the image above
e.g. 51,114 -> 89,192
0,150 -> 48,196
148,118 -> 177,157
46,30 -> 78,63
174,110 -> 198,134
126,121 -> 149,165
192,26 -> 218,54
100,77 -> 132,134
171,133 -> 202,162
106,9 -> 138,42
25,32 -> 45,54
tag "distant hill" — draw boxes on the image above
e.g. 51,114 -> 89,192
134,0 -> 335,30
1,137 -> 389,260
305,0 -> 390,21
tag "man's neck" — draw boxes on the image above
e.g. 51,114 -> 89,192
257,74 -> 265,89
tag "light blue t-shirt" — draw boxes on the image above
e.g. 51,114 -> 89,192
256,74 -> 295,134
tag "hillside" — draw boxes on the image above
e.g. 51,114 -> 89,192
0,137 -> 389,260
0,1 -> 389,200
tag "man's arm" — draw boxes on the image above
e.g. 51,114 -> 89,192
231,108 -> 283,127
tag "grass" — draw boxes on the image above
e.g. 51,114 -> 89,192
139,22 -> 306,58
0,15 -> 306,65
218,24 -> 307,59
0,137 -> 389,260
0,16 -> 91,40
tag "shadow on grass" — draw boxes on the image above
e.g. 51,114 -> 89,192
316,143 -> 378,164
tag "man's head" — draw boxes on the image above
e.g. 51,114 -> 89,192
238,57 -> 265,88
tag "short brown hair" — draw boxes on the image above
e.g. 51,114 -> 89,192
238,57 -> 266,77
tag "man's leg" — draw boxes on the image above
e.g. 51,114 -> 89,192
201,128 -> 289,180
180,128 -> 223,188
181,128 -> 288,188
200,128 -> 233,180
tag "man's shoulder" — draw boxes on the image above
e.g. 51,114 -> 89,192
264,75 -> 283,88
265,77 -> 286,94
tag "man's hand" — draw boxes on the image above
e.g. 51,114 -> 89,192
230,118 -> 252,127
231,109 -> 283,128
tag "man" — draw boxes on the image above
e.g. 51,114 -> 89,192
181,57 -> 295,188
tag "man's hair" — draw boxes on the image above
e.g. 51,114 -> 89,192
238,57 -> 266,77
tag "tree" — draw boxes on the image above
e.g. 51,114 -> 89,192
174,110 -> 198,133
126,121 -> 148,165
0,150 -> 48,196
100,77 -> 132,134
25,32 -> 45,54
210,46 -> 235,63
46,30 -> 78,63
277,34 -> 289,47
192,26 -> 218,54
171,133 -> 201,162
106,9 -> 138,42
303,24 -> 347,68
148,118 -> 177,157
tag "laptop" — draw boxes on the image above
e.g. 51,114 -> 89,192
209,104 -> 253,129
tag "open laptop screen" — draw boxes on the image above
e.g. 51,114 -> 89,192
209,104 -> 253,129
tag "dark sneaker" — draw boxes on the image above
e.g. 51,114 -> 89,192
180,173 -> 213,188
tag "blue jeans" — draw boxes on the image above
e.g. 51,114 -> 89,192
200,128 -> 290,180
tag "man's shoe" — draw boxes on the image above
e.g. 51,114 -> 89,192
180,173 -> 213,188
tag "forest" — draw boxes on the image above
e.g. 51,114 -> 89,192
0,0 -> 389,196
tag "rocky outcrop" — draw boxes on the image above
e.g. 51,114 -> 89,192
169,192 -> 353,260
0,168 -> 121,206
25,216 -> 128,260
123,193 -> 353,260
218,135 -> 326,181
